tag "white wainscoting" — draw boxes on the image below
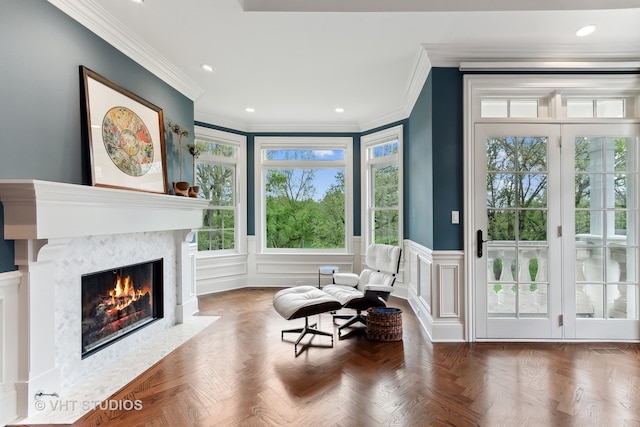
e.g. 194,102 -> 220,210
195,236 -> 413,301
196,253 -> 248,294
405,240 -> 465,342
0,270 -> 21,426
196,237 -> 363,293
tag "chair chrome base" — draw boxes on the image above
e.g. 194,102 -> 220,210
282,316 -> 334,357
333,311 -> 367,336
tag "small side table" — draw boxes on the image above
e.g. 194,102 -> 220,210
318,265 -> 339,288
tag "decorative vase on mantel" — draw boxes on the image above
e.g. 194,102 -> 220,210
173,181 -> 190,197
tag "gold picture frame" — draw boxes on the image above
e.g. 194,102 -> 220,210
80,66 -> 168,194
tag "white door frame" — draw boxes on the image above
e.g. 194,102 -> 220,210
463,74 -> 640,342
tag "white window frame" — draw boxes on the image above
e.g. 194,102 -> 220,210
194,126 -> 247,256
362,125 -> 404,249
470,75 -> 640,122
464,74 -> 640,341
255,136 -> 353,254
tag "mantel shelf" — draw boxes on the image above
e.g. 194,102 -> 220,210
0,180 -> 208,240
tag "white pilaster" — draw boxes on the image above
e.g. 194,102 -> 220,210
14,239 -> 68,418
175,230 -> 199,323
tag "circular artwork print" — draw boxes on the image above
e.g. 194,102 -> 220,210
102,107 -> 154,177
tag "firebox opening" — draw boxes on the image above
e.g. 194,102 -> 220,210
81,258 -> 164,359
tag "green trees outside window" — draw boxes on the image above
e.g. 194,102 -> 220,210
264,148 -> 346,249
196,141 -> 237,251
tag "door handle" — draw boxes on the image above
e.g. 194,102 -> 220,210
477,230 -> 488,258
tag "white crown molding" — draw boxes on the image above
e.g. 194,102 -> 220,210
358,47 -> 431,132
47,0 -> 205,101
247,121 -> 362,134
195,46 -> 433,134
423,42 -> 640,68
194,111 -> 250,133
360,107 -> 408,133
195,110 -> 365,134
403,46 -> 432,114
240,0 -> 640,12
459,61 -> 640,72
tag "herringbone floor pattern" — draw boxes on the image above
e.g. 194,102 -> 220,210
27,288 -> 640,426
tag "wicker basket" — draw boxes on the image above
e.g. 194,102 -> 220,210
366,307 -> 403,341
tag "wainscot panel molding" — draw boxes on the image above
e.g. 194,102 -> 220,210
193,236 -> 414,299
242,236 -> 359,288
196,253 -> 249,295
405,240 -> 465,342
251,253 -> 356,287
0,271 -> 20,427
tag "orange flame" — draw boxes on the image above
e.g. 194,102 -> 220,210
108,275 -> 148,312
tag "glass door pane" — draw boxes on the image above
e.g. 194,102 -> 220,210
574,135 -> 638,318
486,136 -> 549,318
475,124 -> 562,339
563,124 -> 640,340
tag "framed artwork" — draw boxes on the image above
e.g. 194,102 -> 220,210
80,66 -> 168,194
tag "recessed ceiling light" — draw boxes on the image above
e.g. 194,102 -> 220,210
335,107 -> 345,113
245,107 -> 255,113
575,25 -> 596,37
201,64 -> 215,72
131,0 -> 144,4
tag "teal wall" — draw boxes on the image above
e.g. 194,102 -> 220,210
0,1 -> 464,273
405,72 -> 434,248
197,69 -> 467,253
194,122 -> 362,236
431,68 -> 464,250
0,0 -> 194,272
404,68 -> 463,250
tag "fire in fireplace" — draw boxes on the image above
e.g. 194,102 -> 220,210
82,259 -> 164,358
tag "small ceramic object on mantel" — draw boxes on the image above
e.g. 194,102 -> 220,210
173,181 -> 190,197
188,185 -> 199,198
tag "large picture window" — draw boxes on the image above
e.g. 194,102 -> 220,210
362,125 -> 403,247
256,137 -> 352,252
194,127 -> 245,253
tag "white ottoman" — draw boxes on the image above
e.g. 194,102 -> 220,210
273,286 -> 342,356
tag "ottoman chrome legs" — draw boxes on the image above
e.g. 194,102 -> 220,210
273,286 -> 342,357
281,316 -> 334,357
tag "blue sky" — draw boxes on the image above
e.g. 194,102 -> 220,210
267,149 -> 344,201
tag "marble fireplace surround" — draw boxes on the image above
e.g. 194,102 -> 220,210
0,180 -> 210,420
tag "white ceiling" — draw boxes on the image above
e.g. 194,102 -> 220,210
52,0 -> 640,132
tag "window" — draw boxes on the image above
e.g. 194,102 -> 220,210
566,98 -> 626,118
256,137 -> 352,252
362,125 -> 403,246
481,99 -> 539,118
194,127 -> 246,253
474,75 -> 640,122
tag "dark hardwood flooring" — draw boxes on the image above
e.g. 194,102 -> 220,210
20,288 -> 640,426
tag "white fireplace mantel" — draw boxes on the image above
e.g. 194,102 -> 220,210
0,179 -> 209,239
0,180 -> 209,420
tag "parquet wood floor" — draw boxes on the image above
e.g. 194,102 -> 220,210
16,288 -> 640,426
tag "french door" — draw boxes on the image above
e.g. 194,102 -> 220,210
474,122 -> 640,340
